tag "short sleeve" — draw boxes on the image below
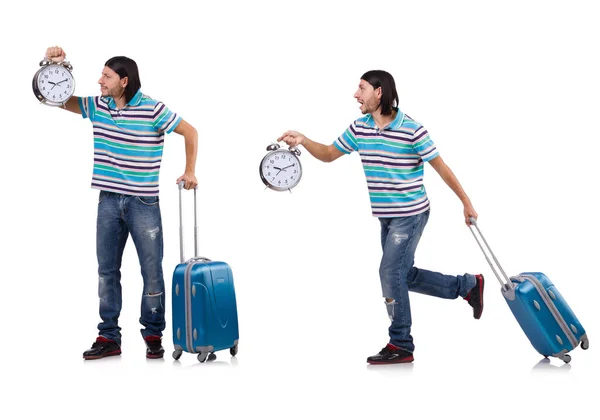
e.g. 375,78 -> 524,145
412,126 -> 439,162
153,102 -> 182,133
78,96 -> 97,120
334,122 -> 359,154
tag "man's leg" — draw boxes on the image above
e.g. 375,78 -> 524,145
96,191 -> 129,344
127,195 -> 165,357
367,211 -> 429,364
405,263 -> 483,319
406,268 -> 476,299
84,191 -> 128,360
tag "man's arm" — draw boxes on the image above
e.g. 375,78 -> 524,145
277,130 -> 344,163
62,95 -> 82,114
173,119 -> 198,190
428,155 -> 478,225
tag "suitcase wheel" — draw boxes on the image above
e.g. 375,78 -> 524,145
230,344 -> 239,357
197,351 -> 210,363
581,339 -> 590,350
561,354 -> 571,364
172,350 -> 182,360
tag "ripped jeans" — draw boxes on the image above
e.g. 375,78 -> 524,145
379,210 -> 475,352
96,191 -> 165,345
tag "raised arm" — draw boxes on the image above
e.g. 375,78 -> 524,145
61,96 -> 82,114
277,130 -> 344,163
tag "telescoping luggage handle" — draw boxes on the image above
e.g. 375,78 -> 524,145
178,181 -> 211,264
468,217 -> 514,291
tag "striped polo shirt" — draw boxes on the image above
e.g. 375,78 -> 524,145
78,90 -> 181,196
334,109 -> 439,218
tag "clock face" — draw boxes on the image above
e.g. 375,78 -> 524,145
35,64 -> 75,103
260,150 -> 302,191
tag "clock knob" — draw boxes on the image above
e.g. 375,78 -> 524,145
289,146 -> 301,156
266,143 -> 280,151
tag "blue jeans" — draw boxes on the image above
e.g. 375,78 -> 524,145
96,191 -> 165,345
379,210 -> 476,352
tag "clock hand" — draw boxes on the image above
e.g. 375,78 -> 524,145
55,79 -> 68,85
281,164 -> 296,170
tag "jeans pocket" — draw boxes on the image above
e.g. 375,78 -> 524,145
136,196 -> 159,206
98,191 -> 108,204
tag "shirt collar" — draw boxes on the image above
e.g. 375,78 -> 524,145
101,89 -> 143,109
365,107 -> 405,130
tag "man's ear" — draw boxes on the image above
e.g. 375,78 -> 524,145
375,86 -> 382,99
121,76 -> 129,89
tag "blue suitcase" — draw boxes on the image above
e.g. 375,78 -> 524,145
469,219 -> 589,363
172,183 -> 239,362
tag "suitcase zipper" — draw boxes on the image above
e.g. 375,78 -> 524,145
514,274 -> 578,348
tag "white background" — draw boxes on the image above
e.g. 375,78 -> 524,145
2,0 -> 599,418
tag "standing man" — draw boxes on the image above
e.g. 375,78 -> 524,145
43,46 -> 198,360
278,70 -> 484,364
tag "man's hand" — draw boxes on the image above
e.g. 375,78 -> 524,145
463,200 -> 478,226
277,130 -> 306,147
45,46 -> 66,63
176,172 -> 198,190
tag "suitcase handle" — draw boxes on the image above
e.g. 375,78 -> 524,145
178,181 -> 199,263
468,217 -> 514,290
187,257 -> 212,263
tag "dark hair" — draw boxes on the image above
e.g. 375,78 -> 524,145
360,70 -> 398,116
105,56 -> 141,104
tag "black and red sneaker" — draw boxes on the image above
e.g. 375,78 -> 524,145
464,274 -> 485,319
144,336 -> 164,359
83,336 -> 121,360
366,344 -> 414,364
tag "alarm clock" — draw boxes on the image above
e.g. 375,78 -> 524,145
32,58 -> 75,106
259,143 -> 302,191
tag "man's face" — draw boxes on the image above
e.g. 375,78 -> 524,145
354,79 -> 381,114
98,66 -> 127,99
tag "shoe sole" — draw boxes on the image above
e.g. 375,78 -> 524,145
146,353 -> 164,359
367,356 -> 414,365
83,349 -> 122,360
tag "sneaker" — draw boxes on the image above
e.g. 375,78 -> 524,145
464,274 -> 485,319
366,344 -> 414,364
144,336 -> 164,359
83,336 -> 121,360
